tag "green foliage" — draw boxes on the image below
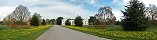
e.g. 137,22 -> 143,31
56,17 -> 63,25
121,0 -> 148,31
30,14 -> 40,26
65,19 -> 71,25
42,19 -> 46,25
74,16 -> 83,26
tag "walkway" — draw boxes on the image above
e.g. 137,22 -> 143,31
36,25 -> 110,40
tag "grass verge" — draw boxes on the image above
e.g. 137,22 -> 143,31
0,25 -> 52,40
63,25 -> 157,40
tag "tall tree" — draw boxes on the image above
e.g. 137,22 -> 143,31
121,0 -> 148,31
56,17 -> 63,25
30,13 -> 40,26
74,16 -> 83,26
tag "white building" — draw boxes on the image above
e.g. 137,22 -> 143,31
62,18 -> 88,25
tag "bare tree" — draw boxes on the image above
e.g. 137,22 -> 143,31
146,4 -> 157,20
11,5 -> 31,23
94,6 -> 116,25
3,5 -> 31,27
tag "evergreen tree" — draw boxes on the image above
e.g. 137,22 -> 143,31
65,19 -> 71,25
121,0 -> 148,31
30,14 -> 40,26
42,19 -> 46,25
74,16 -> 83,26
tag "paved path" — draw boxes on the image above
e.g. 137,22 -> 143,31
36,25 -> 111,40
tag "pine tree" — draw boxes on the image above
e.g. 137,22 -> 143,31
121,0 -> 148,31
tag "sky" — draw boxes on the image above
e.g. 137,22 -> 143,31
0,0 -> 157,21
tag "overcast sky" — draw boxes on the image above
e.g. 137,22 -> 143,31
0,0 -> 157,21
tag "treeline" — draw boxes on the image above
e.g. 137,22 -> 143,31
56,16 -> 84,26
2,5 -> 55,28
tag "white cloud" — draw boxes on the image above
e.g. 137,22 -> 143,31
122,0 -> 157,7
112,9 -> 123,21
0,6 -> 15,18
0,6 -> 15,21
30,4 -> 93,19
0,0 -> 94,20
112,0 -> 122,3
85,0 -> 96,6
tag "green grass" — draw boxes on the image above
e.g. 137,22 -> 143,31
63,25 -> 157,40
0,25 -> 52,40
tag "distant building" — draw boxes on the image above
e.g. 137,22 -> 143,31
61,18 -> 88,25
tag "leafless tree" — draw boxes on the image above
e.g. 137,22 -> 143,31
146,4 -> 157,20
3,5 -> 31,27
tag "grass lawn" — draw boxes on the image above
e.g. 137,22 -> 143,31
63,25 -> 157,40
0,25 -> 52,40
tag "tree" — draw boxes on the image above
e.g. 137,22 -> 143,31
11,5 -> 31,25
30,13 -> 40,26
49,19 -> 55,24
42,19 -> 46,25
74,16 -> 83,26
3,5 -> 31,28
56,17 -> 63,25
121,0 -> 148,31
65,19 -> 71,25
88,16 -> 96,25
